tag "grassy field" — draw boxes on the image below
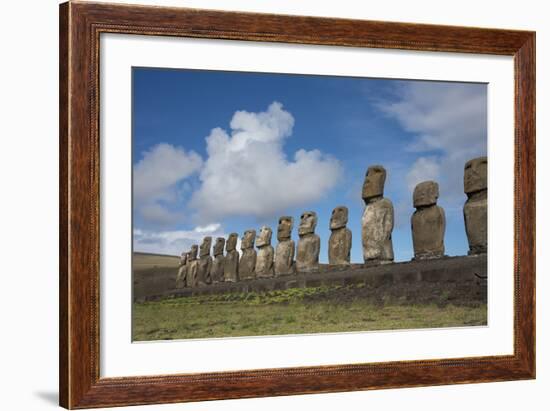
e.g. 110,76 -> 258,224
133,252 -> 180,270
132,284 -> 487,341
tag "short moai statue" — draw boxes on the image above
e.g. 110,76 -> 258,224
186,245 -> 199,287
255,226 -> 274,278
223,233 -> 239,282
463,156 -> 488,255
175,251 -> 188,289
361,165 -> 394,263
211,237 -> 225,283
328,206 -> 352,266
296,211 -> 320,273
274,216 -> 295,276
411,181 -> 446,260
239,229 -> 257,280
197,236 -> 213,286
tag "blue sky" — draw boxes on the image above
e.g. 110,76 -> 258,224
132,67 -> 487,262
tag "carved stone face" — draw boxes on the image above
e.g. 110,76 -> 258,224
180,252 -> 188,265
226,233 -> 238,252
413,181 -> 439,208
188,244 -> 198,260
241,229 -> 256,250
256,226 -> 272,247
298,211 -> 317,236
464,156 -> 487,194
330,206 -> 348,230
362,165 -> 386,201
277,216 -> 293,241
213,237 -> 225,255
199,236 -> 212,257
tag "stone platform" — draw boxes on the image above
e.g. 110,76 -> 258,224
134,254 -> 487,304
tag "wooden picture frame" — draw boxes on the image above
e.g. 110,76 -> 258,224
59,1 -> 535,408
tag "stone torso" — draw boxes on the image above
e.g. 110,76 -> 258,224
187,260 -> 199,287
274,240 -> 295,276
223,251 -> 239,282
464,193 -> 487,255
412,205 -> 445,259
197,256 -> 212,286
329,228 -> 352,265
239,249 -> 257,280
175,263 -> 187,289
296,234 -> 320,273
211,255 -> 225,283
361,198 -> 394,262
255,245 -> 274,278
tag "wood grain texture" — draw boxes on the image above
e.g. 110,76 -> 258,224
59,1 -> 536,408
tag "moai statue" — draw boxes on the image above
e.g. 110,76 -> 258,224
223,233 -> 239,282
329,206 -> 352,266
197,236 -> 213,286
274,216 -> 295,276
186,245 -> 199,287
361,165 -> 394,263
175,251 -> 188,289
296,211 -> 320,273
211,237 -> 225,283
239,229 -> 257,280
464,156 -> 488,255
411,181 -> 446,260
255,226 -> 274,278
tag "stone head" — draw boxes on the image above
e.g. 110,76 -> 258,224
413,181 -> 439,208
213,237 -> 225,256
241,229 -> 256,250
180,252 -> 188,265
464,156 -> 487,194
188,244 -> 198,261
362,165 -> 386,201
277,216 -> 293,241
256,226 -> 272,247
226,233 -> 238,252
199,236 -> 212,257
330,206 -> 348,230
298,211 -> 317,236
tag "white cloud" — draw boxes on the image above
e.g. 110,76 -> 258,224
133,223 -> 224,256
378,82 -> 487,201
133,143 -> 202,226
190,102 -> 342,221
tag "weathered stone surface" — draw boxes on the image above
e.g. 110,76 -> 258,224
296,211 -> 320,273
275,216 -> 295,276
223,233 -> 239,282
239,230 -> 257,280
186,245 -> 199,287
197,237 -> 212,286
361,165 -> 394,263
464,157 -> 488,255
256,226 -> 274,278
175,252 -> 188,289
211,237 -> 225,283
411,181 -> 446,259
329,206 -> 352,265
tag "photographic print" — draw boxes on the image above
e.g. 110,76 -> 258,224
131,68 -> 488,342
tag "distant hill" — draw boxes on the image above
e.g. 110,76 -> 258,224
133,252 -> 180,270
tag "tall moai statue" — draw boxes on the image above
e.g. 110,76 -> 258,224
223,233 -> 239,282
239,229 -> 257,280
274,216 -> 295,276
186,245 -> 199,287
296,211 -> 320,273
463,156 -> 488,255
175,251 -> 188,289
255,226 -> 274,278
211,237 -> 225,283
361,165 -> 394,263
197,236 -> 213,286
329,206 -> 352,266
411,181 -> 446,260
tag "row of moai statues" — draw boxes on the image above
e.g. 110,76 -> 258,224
175,156 -> 487,288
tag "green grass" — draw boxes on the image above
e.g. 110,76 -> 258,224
132,285 -> 487,341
